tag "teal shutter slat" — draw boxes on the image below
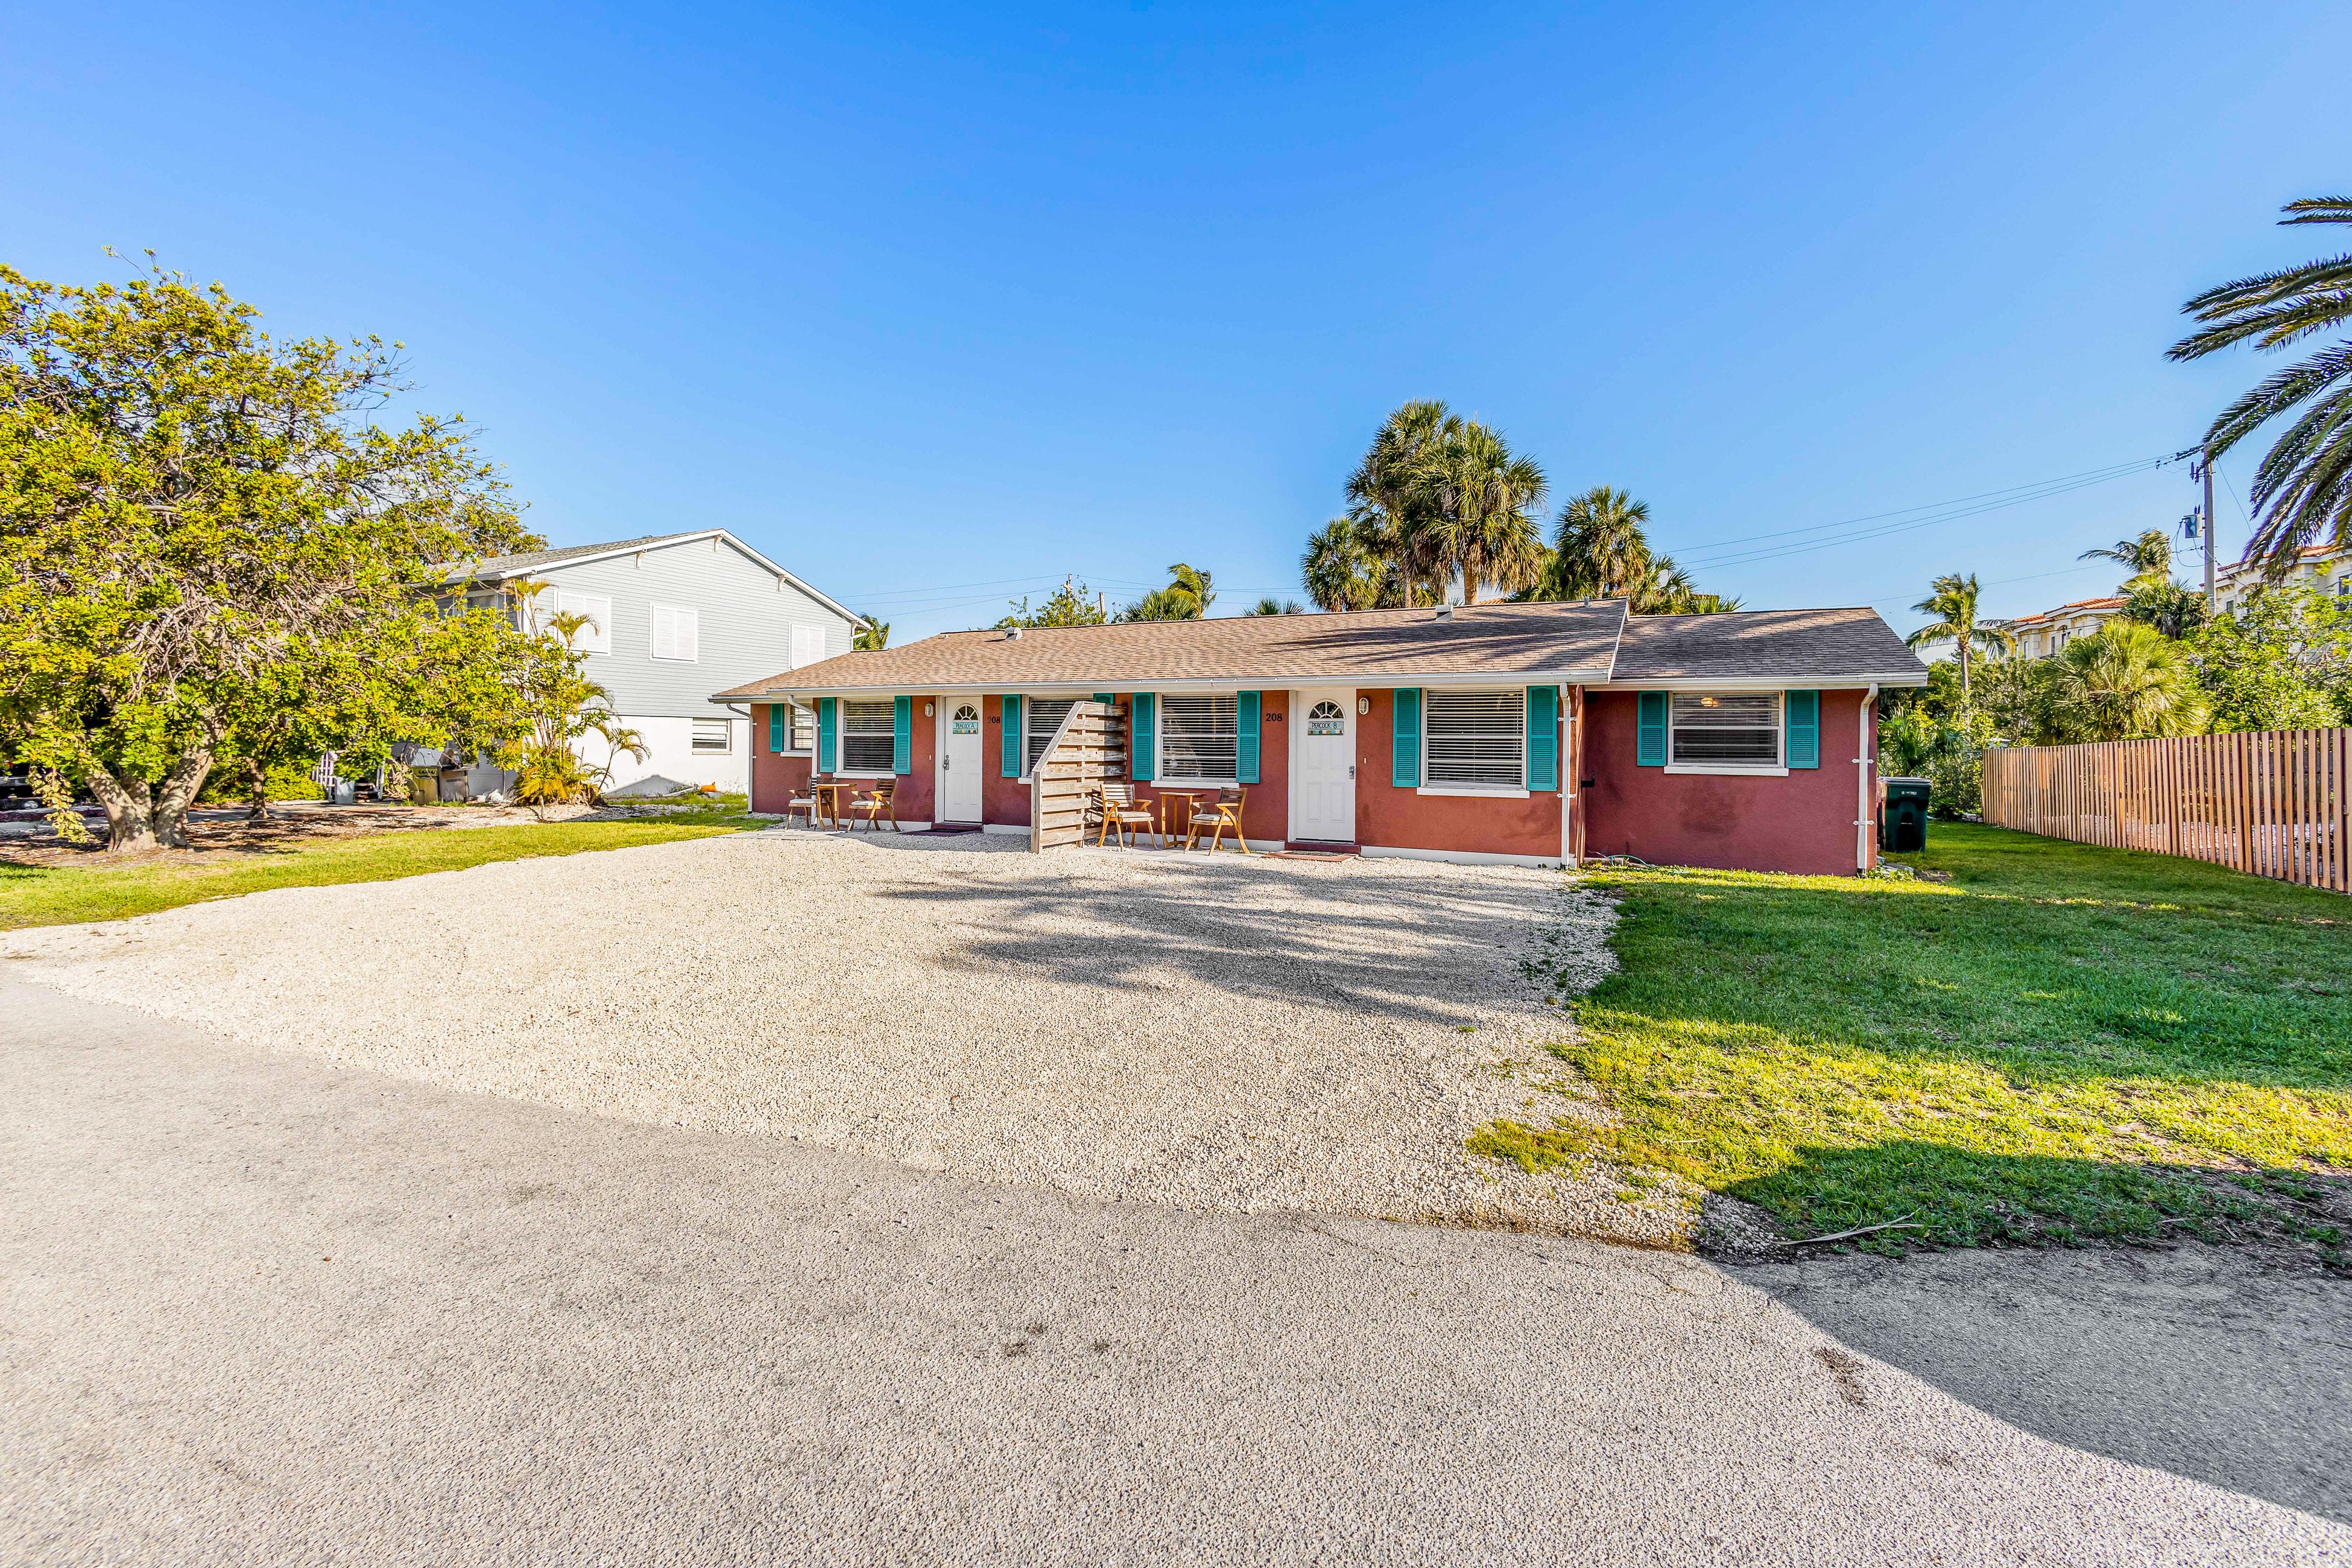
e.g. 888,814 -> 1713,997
1392,688 -> 1421,788
1131,693 -> 1155,781
767,704 -> 783,754
1526,686 -> 1560,791
1236,692 -> 1262,785
1001,695 -> 1022,777
892,695 -> 912,774
817,698 -> 838,773
1786,689 -> 1820,769
1092,692 -> 1114,703
1636,692 -> 1668,767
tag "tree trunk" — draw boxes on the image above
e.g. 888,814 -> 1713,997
1461,561 -> 1482,606
87,750 -> 215,852
245,755 -> 271,823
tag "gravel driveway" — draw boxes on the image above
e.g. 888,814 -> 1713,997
2,830 -> 1655,1239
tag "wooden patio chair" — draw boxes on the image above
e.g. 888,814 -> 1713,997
1184,786 -> 1251,855
785,774 -> 822,829
1093,782 -> 1156,849
849,778 -> 899,832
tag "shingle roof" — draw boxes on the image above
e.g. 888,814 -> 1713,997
1993,595 -> 2126,629
444,533 -> 703,580
1607,608 -> 1927,683
716,601 -> 1631,697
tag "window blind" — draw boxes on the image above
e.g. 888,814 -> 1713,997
1670,692 -> 1780,765
1158,694 -> 1239,782
1424,689 -> 1526,789
692,718 -> 731,753
842,698 -> 895,772
1026,698 -> 1078,775
649,605 -> 700,662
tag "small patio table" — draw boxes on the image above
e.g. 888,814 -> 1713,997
1153,790 -> 1204,849
811,780 -> 853,830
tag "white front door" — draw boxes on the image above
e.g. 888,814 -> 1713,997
1290,688 -> 1356,844
940,701 -> 984,823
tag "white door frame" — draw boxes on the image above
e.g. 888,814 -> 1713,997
935,697 -> 984,824
1287,686 -> 1358,844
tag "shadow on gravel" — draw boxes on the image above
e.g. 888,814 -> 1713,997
1729,1245 -> 2352,1526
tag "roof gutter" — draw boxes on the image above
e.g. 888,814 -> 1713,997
718,668 -> 1620,703
1587,672 -> 1930,692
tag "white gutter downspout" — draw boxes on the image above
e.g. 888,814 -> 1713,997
1855,683 -> 1879,873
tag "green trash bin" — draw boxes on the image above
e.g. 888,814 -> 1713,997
1880,776 -> 1930,854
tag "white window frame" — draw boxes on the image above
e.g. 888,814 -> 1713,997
1418,688 -> 1528,798
785,701 -> 816,754
692,716 -> 733,754
838,698 -> 895,777
648,604 -> 700,662
1023,697 -> 1080,780
789,624 -> 826,668
1663,690 -> 1788,777
1154,692 -> 1241,786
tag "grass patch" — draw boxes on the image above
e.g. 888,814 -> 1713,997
0,800 -> 759,932
1474,824 -> 2351,1256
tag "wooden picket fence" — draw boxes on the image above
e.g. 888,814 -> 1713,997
1981,729 -> 2352,893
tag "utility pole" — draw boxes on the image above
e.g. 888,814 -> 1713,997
2192,454 -> 2218,602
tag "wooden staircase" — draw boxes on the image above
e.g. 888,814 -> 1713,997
1029,700 -> 1128,851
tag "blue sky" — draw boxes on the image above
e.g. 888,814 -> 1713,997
4,2 -> 2345,642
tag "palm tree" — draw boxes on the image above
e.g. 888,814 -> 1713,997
1547,486 -> 1654,599
853,617 -> 889,651
1119,562 -> 1215,622
1301,515 -> 1386,612
2050,621 -> 2207,741
1247,596 -> 1304,616
1406,420 -> 1548,604
2077,529 -> 2174,590
1905,572 -> 2015,706
1345,401 -> 1455,605
2168,196 -> 2352,575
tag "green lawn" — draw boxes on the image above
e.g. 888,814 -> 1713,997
0,800 -> 760,932
1475,823 -> 2350,1257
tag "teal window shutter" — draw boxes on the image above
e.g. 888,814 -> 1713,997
1786,690 -> 1819,769
1392,689 -> 1421,787
1236,692 -> 1262,785
1131,692 -> 1155,781
1526,686 -> 1560,791
1092,692 -> 1114,703
767,703 -> 783,754
892,695 -> 912,774
817,698 -> 838,773
1636,692 -> 1667,767
1001,695 -> 1022,777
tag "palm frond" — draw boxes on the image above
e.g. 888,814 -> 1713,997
2242,386 -> 2352,569
2167,288 -> 2352,361
2278,197 -> 2352,225
2197,341 -> 2352,458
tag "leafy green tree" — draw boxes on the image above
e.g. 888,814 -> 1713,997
853,617 -> 889,651
1345,400 -> 1454,604
2188,581 -> 2351,730
2048,621 -> 2207,741
1405,420 -> 1547,604
2168,197 -> 2352,575
469,586 -> 648,818
2118,577 -> 2209,640
1247,596 -> 1304,616
996,578 -> 1107,628
1120,563 -> 1215,622
1904,573 -> 2013,706
0,259 -> 534,850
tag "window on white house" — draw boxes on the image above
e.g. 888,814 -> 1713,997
789,624 -> 825,666
1026,697 -> 1078,775
549,591 -> 612,654
788,701 -> 816,753
1158,694 -> 1238,782
649,604 -> 700,662
1423,689 -> 1525,789
692,718 -> 732,754
841,699 -> 894,773
1670,692 -> 1780,767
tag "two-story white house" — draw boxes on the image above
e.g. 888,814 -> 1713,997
1997,542 -> 2351,657
444,530 -> 864,797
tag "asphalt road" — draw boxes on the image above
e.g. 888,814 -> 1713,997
2,980 -> 2341,1566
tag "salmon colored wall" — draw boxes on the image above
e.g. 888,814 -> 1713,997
750,700 -> 937,823
982,695 -> 1029,826
976,693 -> 1291,841
1353,689 -> 1564,859
1581,689 -> 1873,875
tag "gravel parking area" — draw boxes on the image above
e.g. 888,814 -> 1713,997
2,830 -> 1658,1239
